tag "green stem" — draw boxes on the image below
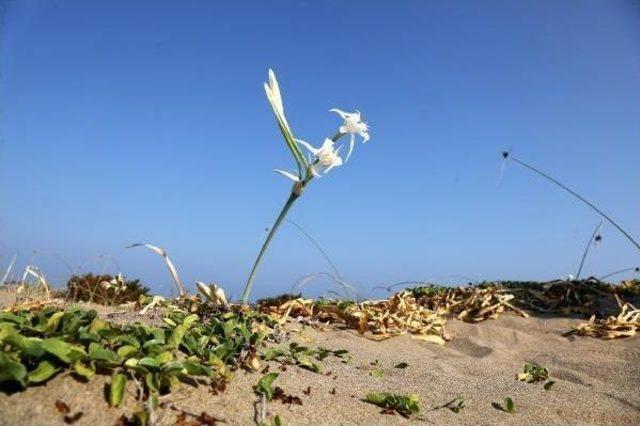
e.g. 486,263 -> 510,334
242,190 -> 301,303
242,131 -> 347,303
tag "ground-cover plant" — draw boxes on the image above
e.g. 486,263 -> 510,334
363,392 -> 421,417
241,70 -> 371,303
502,151 -> 640,252
261,342 -> 349,373
492,397 -> 516,414
516,362 -> 550,384
0,305 -> 276,418
64,273 -> 149,305
435,396 -> 466,413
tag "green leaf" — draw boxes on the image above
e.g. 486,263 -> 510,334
142,338 -> 165,349
254,372 -> 278,400
167,314 -> 199,349
89,347 -> 122,365
370,368 -> 384,378
394,362 -> 409,369
42,338 -> 85,364
161,361 -> 186,375
155,351 -> 173,365
333,349 -> 349,358
109,373 -> 127,407
4,332 -> 44,358
504,397 -> 515,414
139,357 -> 161,371
184,360 -> 213,377
544,380 -> 555,391
73,361 -> 95,379
112,335 -> 141,350
27,360 -> 59,383
363,392 -> 420,416
162,317 -> 177,327
0,353 -> 27,387
262,348 -> 285,361
44,311 -> 65,334
294,353 -> 321,373
117,345 -> 139,358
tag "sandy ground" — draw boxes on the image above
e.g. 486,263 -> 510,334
1,292 -> 639,425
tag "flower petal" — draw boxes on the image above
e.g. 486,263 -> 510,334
329,108 -> 349,119
295,138 -> 318,155
345,134 -> 356,163
359,129 -> 370,144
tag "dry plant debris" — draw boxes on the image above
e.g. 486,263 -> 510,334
569,296 -> 640,339
504,279 -> 608,314
410,285 -> 529,322
262,292 -> 449,343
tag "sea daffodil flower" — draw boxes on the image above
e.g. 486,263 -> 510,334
330,108 -> 370,162
296,138 -> 343,177
242,70 -> 369,304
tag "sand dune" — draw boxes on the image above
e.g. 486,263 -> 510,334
1,308 -> 639,425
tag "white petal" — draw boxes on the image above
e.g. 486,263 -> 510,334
359,130 -> 370,144
329,108 -> 349,119
295,138 -> 318,155
274,169 -> 300,182
320,138 -> 334,150
345,134 -> 356,163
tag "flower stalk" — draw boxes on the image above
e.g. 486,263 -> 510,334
503,152 -> 640,252
576,221 -> 603,279
241,69 -> 369,303
242,131 -> 346,303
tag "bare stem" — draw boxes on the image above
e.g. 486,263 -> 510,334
507,154 -> 640,252
242,191 -> 300,303
599,266 -> 640,281
286,220 -> 343,280
576,221 -> 603,279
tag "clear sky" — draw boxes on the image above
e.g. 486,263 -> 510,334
1,0 -> 639,300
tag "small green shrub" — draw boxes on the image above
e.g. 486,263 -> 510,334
63,273 -> 149,305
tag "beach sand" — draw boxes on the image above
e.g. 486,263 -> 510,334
1,299 -> 639,425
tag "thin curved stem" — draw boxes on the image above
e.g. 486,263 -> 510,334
576,221 -> 603,279
599,267 -> 640,281
242,191 -> 300,303
286,220 -> 343,280
508,155 -> 640,252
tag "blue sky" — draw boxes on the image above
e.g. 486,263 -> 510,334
1,0 -> 639,299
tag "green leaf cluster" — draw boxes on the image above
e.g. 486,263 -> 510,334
262,343 -> 349,373
363,392 -> 421,416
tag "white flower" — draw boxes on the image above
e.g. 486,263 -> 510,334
264,69 -> 291,134
296,138 -> 343,177
330,108 -> 370,162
